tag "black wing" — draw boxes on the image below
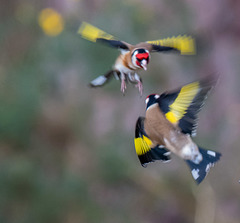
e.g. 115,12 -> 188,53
78,22 -> 130,50
158,77 -> 217,136
96,39 -> 129,50
151,45 -> 180,53
134,117 -> 171,167
147,35 -> 196,55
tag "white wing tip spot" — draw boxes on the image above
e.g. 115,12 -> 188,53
163,151 -> 171,156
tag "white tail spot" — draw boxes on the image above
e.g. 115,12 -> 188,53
192,169 -> 200,180
207,150 -> 216,157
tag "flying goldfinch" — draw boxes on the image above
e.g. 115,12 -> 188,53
78,22 -> 195,95
134,77 -> 221,184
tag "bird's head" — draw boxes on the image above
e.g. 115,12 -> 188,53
145,94 -> 160,110
132,48 -> 150,70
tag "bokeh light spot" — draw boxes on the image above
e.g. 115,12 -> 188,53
38,8 -> 64,36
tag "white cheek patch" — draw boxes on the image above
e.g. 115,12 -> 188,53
145,97 -> 149,104
133,50 -> 138,57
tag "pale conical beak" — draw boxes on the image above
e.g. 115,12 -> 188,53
141,59 -> 147,71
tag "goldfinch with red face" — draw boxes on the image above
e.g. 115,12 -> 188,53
134,77 -> 221,184
78,22 -> 195,95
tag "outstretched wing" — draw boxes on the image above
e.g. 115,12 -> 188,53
78,22 -> 130,50
147,35 -> 195,55
158,77 -> 216,136
134,117 -> 171,167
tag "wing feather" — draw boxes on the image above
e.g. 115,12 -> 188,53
134,117 -> 171,167
78,22 -> 114,42
78,22 -> 129,50
147,35 -> 196,55
158,77 -> 216,135
165,81 -> 200,123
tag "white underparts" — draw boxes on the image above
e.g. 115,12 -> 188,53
134,73 -> 140,82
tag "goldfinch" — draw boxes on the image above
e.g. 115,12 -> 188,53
78,22 -> 195,95
134,77 -> 221,184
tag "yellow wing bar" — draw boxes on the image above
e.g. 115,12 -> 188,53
134,135 -> 152,156
147,35 -> 196,55
165,81 -> 200,124
77,22 -> 115,42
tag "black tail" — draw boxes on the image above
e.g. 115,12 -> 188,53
186,147 -> 221,184
89,70 -> 116,87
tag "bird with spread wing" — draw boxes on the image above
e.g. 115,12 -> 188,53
78,22 -> 195,95
134,76 -> 221,184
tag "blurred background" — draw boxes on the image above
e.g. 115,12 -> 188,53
0,0 -> 240,222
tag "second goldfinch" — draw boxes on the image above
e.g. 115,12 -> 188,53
78,22 -> 195,95
134,77 -> 221,184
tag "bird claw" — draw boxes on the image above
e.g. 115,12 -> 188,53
121,79 -> 127,94
135,81 -> 143,96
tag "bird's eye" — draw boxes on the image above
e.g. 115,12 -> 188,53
145,97 -> 149,104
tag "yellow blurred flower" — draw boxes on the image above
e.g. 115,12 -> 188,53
38,8 -> 64,36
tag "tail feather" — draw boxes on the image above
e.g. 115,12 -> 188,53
186,147 -> 221,184
89,70 -> 116,87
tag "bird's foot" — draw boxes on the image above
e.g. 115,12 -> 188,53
121,79 -> 127,94
135,81 -> 143,96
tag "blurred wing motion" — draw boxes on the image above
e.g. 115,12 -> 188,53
78,21 -> 114,42
158,78 -> 216,136
134,117 -> 171,167
78,22 -> 129,50
89,70 -> 116,87
147,35 -> 195,55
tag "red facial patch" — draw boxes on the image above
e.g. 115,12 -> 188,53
146,94 -> 156,99
136,61 -> 141,66
136,53 -> 149,61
